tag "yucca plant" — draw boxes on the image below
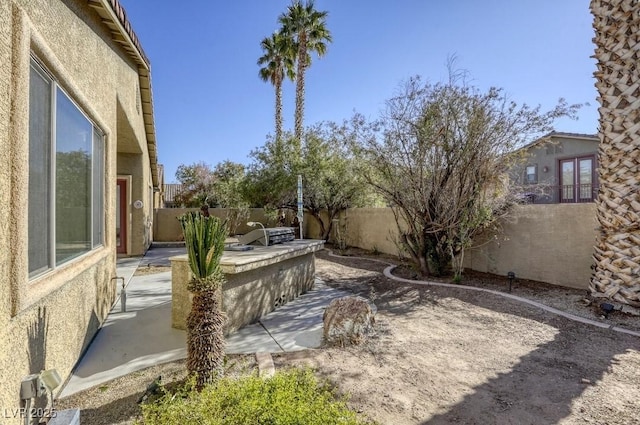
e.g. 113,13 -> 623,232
178,211 -> 228,389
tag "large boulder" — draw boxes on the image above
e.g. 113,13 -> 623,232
323,296 -> 375,346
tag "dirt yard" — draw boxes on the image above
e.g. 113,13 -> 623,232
58,249 -> 640,424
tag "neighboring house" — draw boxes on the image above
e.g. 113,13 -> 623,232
163,183 -> 184,208
0,0 -> 159,417
510,132 -> 599,204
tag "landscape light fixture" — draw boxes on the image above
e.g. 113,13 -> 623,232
247,221 -> 268,247
507,271 -> 515,292
600,302 -> 615,318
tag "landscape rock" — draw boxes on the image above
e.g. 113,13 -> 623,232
323,296 -> 375,346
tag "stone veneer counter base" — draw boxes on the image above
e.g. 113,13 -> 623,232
171,240 -> 324,334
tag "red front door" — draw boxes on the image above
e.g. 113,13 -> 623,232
116,179 -> 127,253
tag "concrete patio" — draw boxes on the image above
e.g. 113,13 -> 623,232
59,245 -> 350,397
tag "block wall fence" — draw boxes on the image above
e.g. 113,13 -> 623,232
155,204 -> 597,290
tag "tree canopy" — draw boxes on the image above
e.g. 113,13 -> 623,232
174,161 -> 248,210
354,74 -> 581,277
245,119 -> 374,240
173,162 -> 216,208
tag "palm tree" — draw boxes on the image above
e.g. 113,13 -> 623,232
258,32 -> 295,145
590,0 -> 640,311
279,0 -> 332,144
178,211 -> 228,389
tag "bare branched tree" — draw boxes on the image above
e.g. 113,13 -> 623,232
355,74 -> 580,278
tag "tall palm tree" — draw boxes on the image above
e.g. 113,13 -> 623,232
258,32 -> 295,145
279,0 -> 332,144
590,0 -> 640,311
178,212 -> 228,389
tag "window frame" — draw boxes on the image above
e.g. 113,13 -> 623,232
525,164 -> 538,185
558,154 -> 597,203
29,56 -> 105,279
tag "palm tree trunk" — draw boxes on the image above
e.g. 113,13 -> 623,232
187,288 -> 226,389
275,78 -> 283,144
294,66 -> 305,144
294,34 -> 307,152
590,0 -> 640,310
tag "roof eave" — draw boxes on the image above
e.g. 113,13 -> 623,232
88,0 -> 159,188
88,0 -> 150,70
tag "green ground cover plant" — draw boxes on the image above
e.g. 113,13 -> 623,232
139,368 -> 372,425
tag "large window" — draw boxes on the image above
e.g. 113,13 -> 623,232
559,155 -> 596,203
28,58 -> 104,278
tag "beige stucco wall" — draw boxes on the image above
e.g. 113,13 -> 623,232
305,205 -> 597,290
0,3 -> 13,417
305,208 -> 401,256
0,0 -> 153,419
464,204 -> 597,289
154,208 -> 275,242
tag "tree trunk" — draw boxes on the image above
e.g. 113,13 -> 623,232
417,256 -> 430,277
322,209 -> 340,242
187,288 -> 226,390
308,209 -> 330,241
590,0 -> 640,310
402,233 -> 431,276
294,33 -> 307,149
275,78 -> 283,144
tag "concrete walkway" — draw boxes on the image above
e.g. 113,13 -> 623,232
59,246 -> 350,398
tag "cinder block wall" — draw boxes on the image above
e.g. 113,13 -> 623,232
154,208 -> 275,242
158,205 -> 597,289
464,204 -> 597,289
305,205 -> 597,290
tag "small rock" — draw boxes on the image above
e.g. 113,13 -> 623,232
323,296 -> 375,347
581,378 -> 591,384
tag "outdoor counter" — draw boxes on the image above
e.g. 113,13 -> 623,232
170,239 -> 324,334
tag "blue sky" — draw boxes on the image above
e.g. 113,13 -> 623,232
119,0 -> 598,183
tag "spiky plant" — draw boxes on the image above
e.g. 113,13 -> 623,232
179,211 -> 228,389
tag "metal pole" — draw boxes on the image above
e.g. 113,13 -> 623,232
297,174 -> 304,239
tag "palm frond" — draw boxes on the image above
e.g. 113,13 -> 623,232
179,212 -> 227,282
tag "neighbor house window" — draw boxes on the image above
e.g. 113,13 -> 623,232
559,156 -> 596,203
525,165 -> 537,184
28,58 -> 104,278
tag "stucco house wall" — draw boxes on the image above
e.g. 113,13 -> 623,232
0,0 -> 158,420
511,132 -> 599,203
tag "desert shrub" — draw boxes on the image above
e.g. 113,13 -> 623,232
139,368 -> 371,425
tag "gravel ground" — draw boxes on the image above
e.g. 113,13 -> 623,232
56,248 -> 639,425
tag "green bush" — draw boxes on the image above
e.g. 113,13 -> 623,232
139,368 -> 372,425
